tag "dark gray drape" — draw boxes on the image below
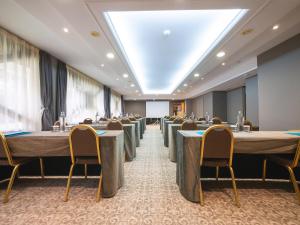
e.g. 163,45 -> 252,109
55,61 -> 67,121
104,85 -> 111,118
40,51 -> 54,130
121,95 -> 125,115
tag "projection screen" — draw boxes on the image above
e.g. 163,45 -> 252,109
146,101 -> 169,118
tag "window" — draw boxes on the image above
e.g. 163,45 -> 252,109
110,91 -> 122,117
66,67 -> 104,123
0,28 -> 41,131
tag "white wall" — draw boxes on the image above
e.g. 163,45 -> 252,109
258,46 -> 300,130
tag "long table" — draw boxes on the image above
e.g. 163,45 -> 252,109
6,130 -> 124,198
168,124 -> 207,162
176,130 -> 300,203
130,121 -> 140,147
91,123 -> 136,161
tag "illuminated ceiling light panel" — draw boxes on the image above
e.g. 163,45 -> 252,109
105,9 -> 247,94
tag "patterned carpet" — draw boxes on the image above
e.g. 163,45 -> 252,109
0,125 -> 300,224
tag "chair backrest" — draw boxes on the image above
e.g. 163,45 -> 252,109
0,132 -> 13,165
181,120 -> 198,130
129,117 -> 136,121
200,125 -> 234,166
243,120 -> 253,131
54,120 -> 60,126
120,118 -> 131,124
69,125 -> 101,164
83,118 -> 93,124
169,116 -> 176,121
107,120 -> 123,130
212,117 -> 222,124
173,118 -> 184,124
99,117 -> 108,121
198,117 -> 206,121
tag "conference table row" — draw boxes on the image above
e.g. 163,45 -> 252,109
5,117 -> 147,198
161,118 -> 300,203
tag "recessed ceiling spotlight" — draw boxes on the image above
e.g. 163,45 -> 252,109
173,93 -> 176,96
183,83 -> 188,87
100,64 -> 104,67
130,83 -> 135,87
90,31 -> 100,37
63,27 -> 69,33
163,29 -> 171,36
123,73 -> 129,78
272,24 -> 279,30
106,52 -> 115,59
135,90 -> 139,93
201,77 -> 204,80
116,78 -> 119,81
216,51 -> 226,58
177,89 -> 181,93
194,73 -> 200,77
221,62 -> 226,66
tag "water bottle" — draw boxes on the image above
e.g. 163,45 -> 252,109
236,111 -> 243,131
191,112 -> 195,120
59,111 -> 66,132
95,112 -> 99,122
205,112 -> 209,123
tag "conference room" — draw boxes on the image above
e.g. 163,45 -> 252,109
0,0 -> 300,224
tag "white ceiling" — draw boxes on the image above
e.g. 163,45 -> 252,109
0,0 -> 300,100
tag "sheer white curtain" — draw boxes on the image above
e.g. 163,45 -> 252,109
66,67 -> 104,123
110,91 -> 122,117
0,28 -> 41,131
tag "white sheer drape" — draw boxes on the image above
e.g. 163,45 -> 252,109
110,91 -> 122,117
66,67 -> 104,123
0,28 -> 41,131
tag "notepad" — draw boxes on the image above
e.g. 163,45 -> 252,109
287,132 -> 300,137
96,130 -> 106,135
4,131 -> 31,137
196,131 -> 205,135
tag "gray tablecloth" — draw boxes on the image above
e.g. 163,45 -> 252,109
164,121 -> 174,147
168,124 -> 210,162
137,118 -> 144,139
142,117 -> 146,131
91,124 -> 136,161
176,130 -> 300,202
6,130 -> 124,198
131,121 -> 140,147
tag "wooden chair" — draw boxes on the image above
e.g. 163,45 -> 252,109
0,132 -> 44,203
181,120 -> 198,130
212,117 -> 222,124
199,125 -> 240,207
262,140 -> 300,204
64,125 -> 102,202
120,118 -> 131,124
107,120 -> 123,130
129,117 -> 136,121
83,118 -> 93,124
173,118 -> 184,124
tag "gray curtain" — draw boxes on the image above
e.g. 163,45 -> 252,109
121,95 -> 125,116
40,51 -> 54,130
104,85 -> 111,118
55,61 -> 67,121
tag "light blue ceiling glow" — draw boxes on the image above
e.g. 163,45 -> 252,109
104,10 -> 247,94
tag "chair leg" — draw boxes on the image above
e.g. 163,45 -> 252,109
84,164 -> 87,179
216,166 -> 219,181
229,166 -> 240,207
39,158 -> 45,179
262,159 -> 267,181
3,164 -> 20,203
286,166 -> 300,204
64,164 -> 75,202
96,170 -> 103,202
